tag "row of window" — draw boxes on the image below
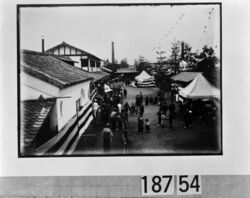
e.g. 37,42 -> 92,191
81,59 -> 101,67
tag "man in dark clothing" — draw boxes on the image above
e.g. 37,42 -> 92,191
139,104 -> 144,116
123,88 -> 127,98
157,109 -> 162,126
137,116 -> 144,134
149,96 -> 154,104
117,114 -> 123,131
124,102 -> 130,114
154,96 -> 158,105
102,123 -> 113,152
145,96 -> 149,106
169,103 -> 176,128
139,92 -> 143,106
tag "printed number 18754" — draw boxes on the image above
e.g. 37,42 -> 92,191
141,175 -> 201,196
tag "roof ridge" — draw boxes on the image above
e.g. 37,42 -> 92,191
45,41 -> 102,60
21,49 -> 93,88
189,73 -> 200,94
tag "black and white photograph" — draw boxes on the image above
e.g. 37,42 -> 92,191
18,3 -> 222,157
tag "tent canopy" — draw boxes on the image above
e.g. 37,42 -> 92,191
179,73 -> 220,99
171,72 -> 201,83
135,70 -> 152,82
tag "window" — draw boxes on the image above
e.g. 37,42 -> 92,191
90,60 -> 95,67
81,59 -> 88,67
76,98 -> 81,113
80,88 -> 85,107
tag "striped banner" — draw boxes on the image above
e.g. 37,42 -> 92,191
36,100 -> 93,155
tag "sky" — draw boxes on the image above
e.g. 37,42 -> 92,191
20,4 -> 220,64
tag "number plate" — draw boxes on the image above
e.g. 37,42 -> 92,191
141,175 -> 175,196
177,175 -> 202,195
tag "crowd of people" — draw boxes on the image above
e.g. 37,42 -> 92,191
92,85 -> 129,152
92,83 -> 218,152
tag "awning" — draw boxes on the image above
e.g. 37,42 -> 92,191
179,73 -> 220,99
135,70 -> 152,82
171,72 -> 201,82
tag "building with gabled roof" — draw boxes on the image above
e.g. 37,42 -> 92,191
46,41 -> 102,72
22,49 -> 93,89
20,50 -> 95,156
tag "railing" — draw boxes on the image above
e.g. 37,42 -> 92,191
36,100 -> 93,155
90,88 -> 97,100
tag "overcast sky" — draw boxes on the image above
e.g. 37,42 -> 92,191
20,4 -> 220,64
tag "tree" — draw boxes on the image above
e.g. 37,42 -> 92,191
195,45 -> 217,71
156,48 -> 167,66
103,59 -> 110,66
120,58 -> 129,68
135,55 -> 151,72
182,42 -> 192,61
154,69 -> 172,93
169,41 -> 181,74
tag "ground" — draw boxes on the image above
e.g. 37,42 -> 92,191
73,85 -> 221,155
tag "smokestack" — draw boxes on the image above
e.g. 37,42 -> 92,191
42,36 -> 45,53
181,42 -> 184,60
111,42 -> 115,64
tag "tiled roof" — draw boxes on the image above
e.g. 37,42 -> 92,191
116,68 -> 138,74
46,41 -> 102,61
162,64 -> 174,70
87,71 -> 110,82
101,66 -> 113,73
55,56 -> 78,63
21,50 -> 92,88
20,98 -> 56,149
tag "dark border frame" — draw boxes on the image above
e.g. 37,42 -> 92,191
17,2 -> 222,158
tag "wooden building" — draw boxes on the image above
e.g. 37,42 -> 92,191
46,41 -> 102,72
20,50 -> 95,156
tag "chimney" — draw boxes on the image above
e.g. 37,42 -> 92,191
111,42 -> 115,64
181,42 -> 184,60
42,36 -> 45,53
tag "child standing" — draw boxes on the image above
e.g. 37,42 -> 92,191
145,118 -> 150,133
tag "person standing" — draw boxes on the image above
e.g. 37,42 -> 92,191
123,88 -> 127,98
145,118 -> 150,133
145,96 -> 149,106
117,115 -> 123,131
102,123 -> 113,152
137,116 -> 144,134
110,110 -> 117,131
169,103 -> 175,128
117,102 -> 122,113
157,109 -> 162,127
154,96 -> 158,105
124,102 -> 130,114
139,104 -> 144,116
139,92 -> 143,106
161,112 -> 167,127
166,109 -> 171,128
92,99 -> 99,118
130,102 -> 135,116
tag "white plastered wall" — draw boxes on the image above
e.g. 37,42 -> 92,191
20,72 -> 60,100
56,80 -> 91,131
